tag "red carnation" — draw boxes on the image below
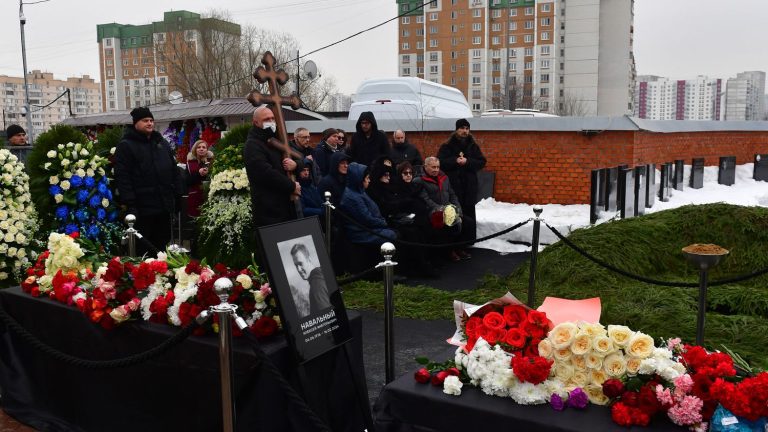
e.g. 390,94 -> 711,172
185,260 -> 202,275
521,320 -> 547,340
511,355 -> 553,385
446,367 -> 460,376
414,368 -> 431,384
482,311 -> 506,330
213,263 -> 228,274
602,379 -> 625,399
525,310 -> 552,329
504,328 -> 526,349
502,304 -> 528,328
250,316 -> 278,339
131,262 -> 155,290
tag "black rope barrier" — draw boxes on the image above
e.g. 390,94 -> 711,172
545,223 -> 768,288
337,265 -> 381,286
331,207 -> 531,249
0,302 -> 201,369
136,234 -> 162,256
240,329 -> 332,432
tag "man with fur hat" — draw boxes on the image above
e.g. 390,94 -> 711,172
437,118 -> 486,243
5,124 -> 28,146
114,106 -> 181,255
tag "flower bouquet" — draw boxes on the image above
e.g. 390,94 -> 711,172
0,149 -> 36,286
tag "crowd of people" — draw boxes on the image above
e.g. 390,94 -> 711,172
110,106 -> 487,280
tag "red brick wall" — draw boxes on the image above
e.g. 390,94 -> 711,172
311,130 -> 768,205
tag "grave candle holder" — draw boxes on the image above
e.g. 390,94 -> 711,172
682,243 -> 729,346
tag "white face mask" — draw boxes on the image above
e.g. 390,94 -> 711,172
262,122 -> 277,133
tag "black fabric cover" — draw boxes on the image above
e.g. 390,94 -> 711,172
0,287 -> 370,432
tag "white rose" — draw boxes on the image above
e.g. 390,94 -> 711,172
570,334 -> 592,356
80,149 -> 89,157
49,176 -> 59,185
549,322 -> 578,349
15,233 -> 26,244
603,354 -> 627,377
607,325 -> 633,348
47,150 -> 57,158
102,198 -> 110,208
626,332 -> 655,359
61,159 -> 70,167
54,194 -> 64,203
235,274 -> 253,289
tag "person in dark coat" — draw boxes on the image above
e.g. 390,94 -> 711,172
437,118 -> 486,240
413,156 -> 475,262
346,111 -> 390,167
317,151 -> 350,208
390,129 -> 423,170
114,106 -> 180,255
312,128 -> 342,177
339,162 -> 396,245
298,159 -> 323,218
243,106 -> 304,228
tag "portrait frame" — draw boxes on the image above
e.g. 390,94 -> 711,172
257,217 -> 351,363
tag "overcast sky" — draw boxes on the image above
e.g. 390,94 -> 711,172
0,0 -> 766,96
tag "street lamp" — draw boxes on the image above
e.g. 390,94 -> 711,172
19,0 -> 34,143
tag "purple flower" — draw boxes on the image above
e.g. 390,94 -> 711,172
567,388 -> 589,409
550,393 -> 565,411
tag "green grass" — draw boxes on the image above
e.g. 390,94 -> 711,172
341,203 -> 768,369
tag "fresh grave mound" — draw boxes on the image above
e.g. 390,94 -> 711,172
507,203 -> 768,369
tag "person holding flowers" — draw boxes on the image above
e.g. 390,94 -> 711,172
114,107 -> 180,255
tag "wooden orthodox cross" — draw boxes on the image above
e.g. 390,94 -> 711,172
247,51 -> 304,204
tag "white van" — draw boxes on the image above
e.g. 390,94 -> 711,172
348,78 -> 472,126
480,108 -> 559,118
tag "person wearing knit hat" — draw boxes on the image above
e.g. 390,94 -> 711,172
114,105 -> 180,255
436,117 -> 487,258
5,124 -> 28,146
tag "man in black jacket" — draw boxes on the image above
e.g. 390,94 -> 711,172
347,111 -> 390,167
243,106 -> 304,228
390,129 -> 423,169
437,118 -> 486,240
114,107 -> 180,255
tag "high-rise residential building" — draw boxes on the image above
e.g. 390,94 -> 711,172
724,71 -> 765,121
634,75 -> 724,121
0,70 -> 101,137
96,10 -> 241,112
328,93 -> 352,112
396,0 -> 635,116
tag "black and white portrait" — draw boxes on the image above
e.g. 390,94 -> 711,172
278,235 -> 332,319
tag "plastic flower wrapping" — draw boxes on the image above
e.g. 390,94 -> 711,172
21,234 -> 281,336
415,294 -> 768,430
0,149 -> 37,286
42,141 -> 122,251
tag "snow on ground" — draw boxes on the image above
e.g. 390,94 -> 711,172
475,163 -> 768,254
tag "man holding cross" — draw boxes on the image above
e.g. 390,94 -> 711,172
244,106 -> 304,227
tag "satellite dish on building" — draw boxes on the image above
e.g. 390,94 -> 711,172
169,91 -> 184,105
304,60 -> 318,80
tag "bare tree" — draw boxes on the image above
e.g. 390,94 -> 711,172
159,11 -> 338,111
554,91 -> 590,117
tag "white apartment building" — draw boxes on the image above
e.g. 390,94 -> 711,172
328,93 -> 352,112
1,70 -> 101,138
635,75 -> 724,121
396,0 -> 635,116
724,71 -> 766,121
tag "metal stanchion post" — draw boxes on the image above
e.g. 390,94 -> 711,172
376,242 -> 397,383
682,246 -> 727,346
211,278 -> 238,432
323,191 -> 332,257
121,214 -> 138,257
527,206 -> 543,308
695,268 -> 708,346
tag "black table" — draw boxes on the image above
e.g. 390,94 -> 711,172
0,287 -> 371,432
373,360 -> 686,432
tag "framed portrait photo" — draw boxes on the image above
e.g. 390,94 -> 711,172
257,217 -> 352,363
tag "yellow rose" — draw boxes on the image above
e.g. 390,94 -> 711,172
590,369 -> 608,386
585,352 -> 604,370
570,334 -> 592,356
538,339 -> 554,360
607,325 -> 633,348
579,322 -> 607,338
603,353 -> 627,377
626,357 -> 642,375
553,348 -> 573,362
569,371 -> 589,388
627,332 -> 655,359
593,335 -> 615,356
553,363 -> 574,382
585,384 -> 610,406
549,322 -> 578,349
571,355 -> 588,371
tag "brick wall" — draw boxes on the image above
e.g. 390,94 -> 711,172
310,129 -> 768,205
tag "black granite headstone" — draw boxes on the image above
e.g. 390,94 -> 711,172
718,156 -> 736,186
645,164 -> 656,208
754,154 -> 768,182
634,166 -> 647,216
690,158 -> 704,189
673,160 -> 684,191
597,168 -> 606,208
590,169 -> 602,224
658,162 -> 672,202
476,171 -> 495,203
604,167 -> 619,212
618,167 -> 634,219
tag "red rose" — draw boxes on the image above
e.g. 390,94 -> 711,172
478,326 -> 506,345
250,316 -> 278,339
482,311 -> 506,330
602,379 -> 625,399
502,305 -> 528,328
526,310 -> 552,329
446,367 -> 460,376
504,328 -> 526,349
464,316 -> 483,339
521,320 -> 547,340
69,231 -> 80,239
414,368 -> 431,384
637,385 -> 661,416
431,370 -> 449,386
